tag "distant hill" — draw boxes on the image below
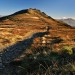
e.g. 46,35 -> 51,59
58,18 -> 75,27
0,15 -> 2,17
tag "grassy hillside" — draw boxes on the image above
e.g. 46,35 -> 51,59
0,8 -> 75,75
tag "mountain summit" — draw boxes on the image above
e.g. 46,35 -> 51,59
0,8 -> 49,20
12,8 -> 48,17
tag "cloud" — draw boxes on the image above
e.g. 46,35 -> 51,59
62,17 -> 67,19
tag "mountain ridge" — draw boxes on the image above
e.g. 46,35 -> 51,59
58,18 -> 75,27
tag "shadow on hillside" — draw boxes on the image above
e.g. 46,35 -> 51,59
2,32 -> 47,64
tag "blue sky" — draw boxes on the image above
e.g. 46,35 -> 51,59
0,0 -> 75,18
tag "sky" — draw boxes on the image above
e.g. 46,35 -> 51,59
0,0 -> 75,19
